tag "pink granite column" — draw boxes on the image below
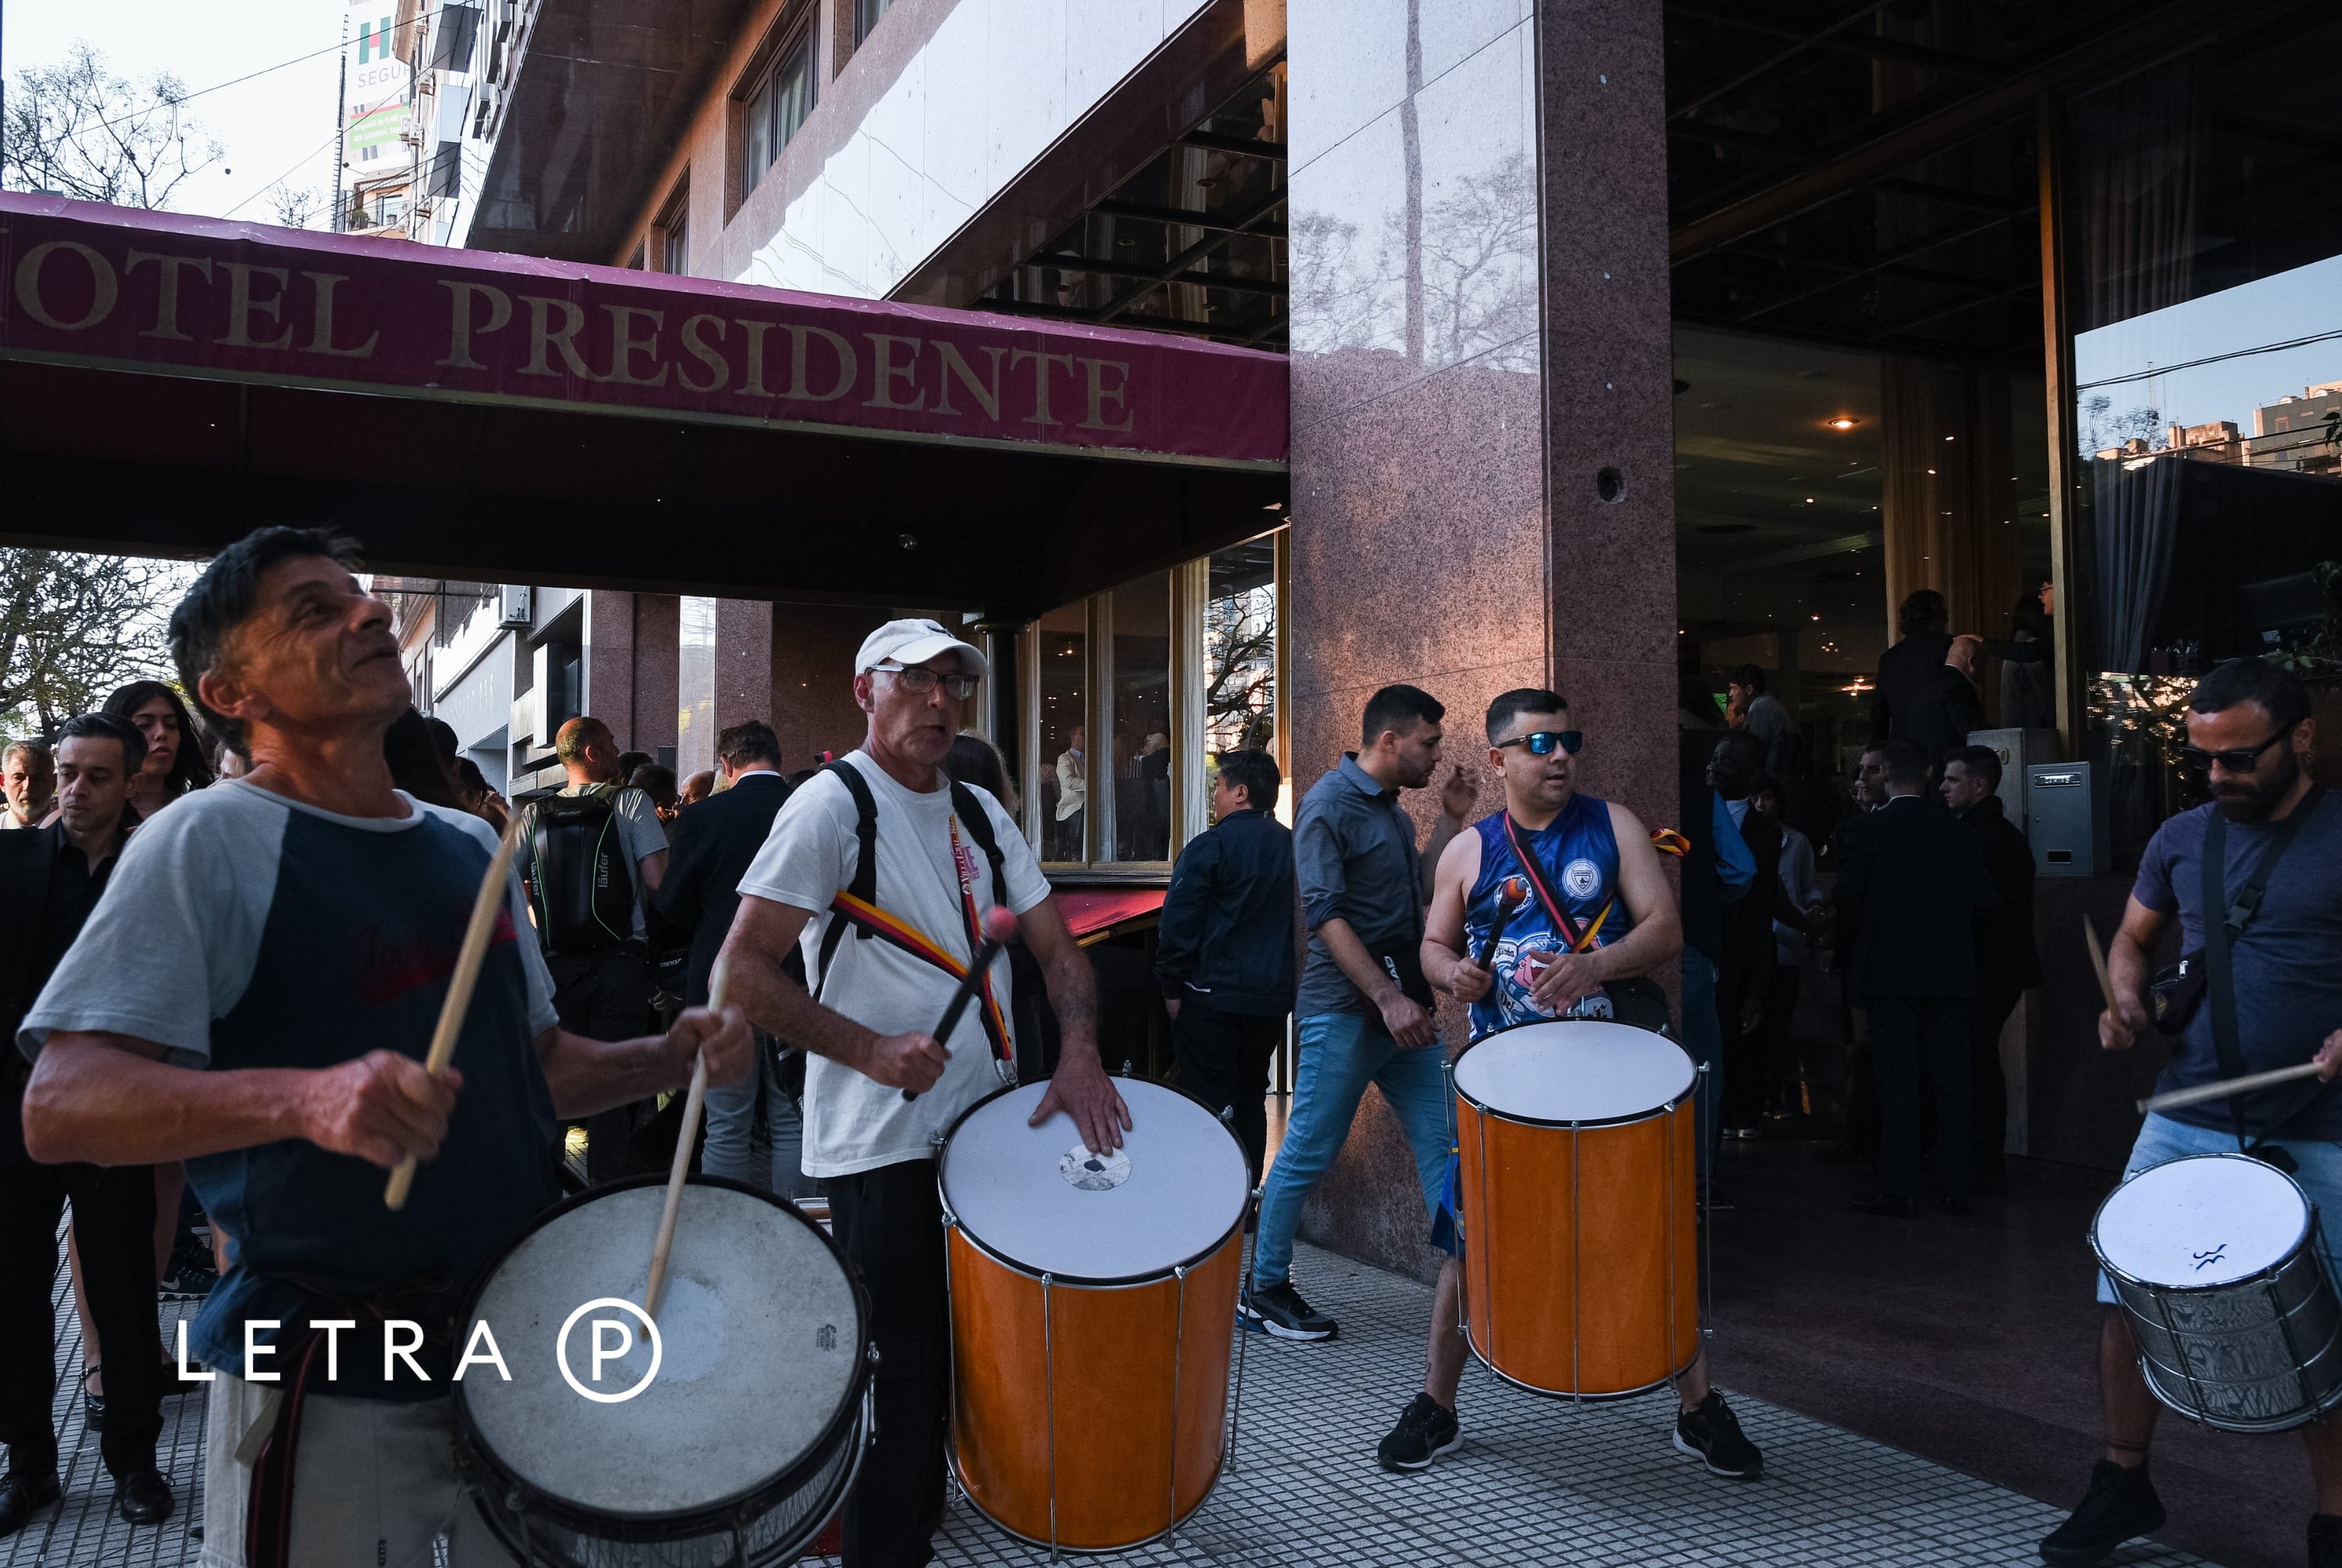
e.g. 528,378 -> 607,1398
714,598 -> 777,743
771,604 -> 886,765
633,594 -> 681,763
1286,0 -> 1677,1282
585,590 -> 636,749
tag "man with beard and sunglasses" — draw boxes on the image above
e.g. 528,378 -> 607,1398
2041,657 -> 2342,1568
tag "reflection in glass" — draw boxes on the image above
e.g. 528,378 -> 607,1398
1038,603 -> 1087,862
1110,578 -> 1173,862
678,596 -> 717,778
1205,540 -> 1278,805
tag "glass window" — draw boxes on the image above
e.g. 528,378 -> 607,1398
742,30 -> 815,198
855,0 -> 890,46
661,209 -> 688,274
1205,539 -> 1277,791
678,595 -> 717,779
1109,578 -> 1173,862
1037,603 -> 1087,863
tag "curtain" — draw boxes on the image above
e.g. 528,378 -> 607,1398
2091,453 -> 2185,674
2070,59 -> 2205,333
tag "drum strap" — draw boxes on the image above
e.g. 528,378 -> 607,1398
1500,812 -> 1612,955
2201,784 -> 2324,1156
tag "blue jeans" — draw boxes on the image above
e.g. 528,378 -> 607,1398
702,1043 -> 818,1199
1678,948 -> 1722,1178
1251,1012 -> 1454,1291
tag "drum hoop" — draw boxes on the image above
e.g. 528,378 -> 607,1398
2088,1151 -> 2316,1296
451,1172 -> 875,1538
937,1078 -> 1250,1289
1450,1019 -> 1694,1130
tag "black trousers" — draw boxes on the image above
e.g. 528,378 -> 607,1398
1970,991 -> 2020,1181
1717,957 -> 1771,1129
0,1148 -> 161,1479
1170,999 -> 1281,1187
1868,994 -> 1971,1201
829,1159 -> 949,1568
549,943 -> 652,1182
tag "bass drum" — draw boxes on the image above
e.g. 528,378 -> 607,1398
940,1079 -> 1249,1554
455,1175 -> 873,1566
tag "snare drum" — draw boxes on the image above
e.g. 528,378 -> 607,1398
455,1175 -> 873,1565
939,1079 -> 1249,1554
2092,1152 -> 2342,1433
1450,1019 -> 1701,1399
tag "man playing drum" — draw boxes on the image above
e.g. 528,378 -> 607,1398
16,527 -> 752,1568
2048,657 -> 2342,1568
717,617 -> 1128,1568
1398,688 -> 1766,1479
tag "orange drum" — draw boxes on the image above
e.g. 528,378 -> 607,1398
1451,1019 -> 1701,1398
938,1080 -> 1249,1553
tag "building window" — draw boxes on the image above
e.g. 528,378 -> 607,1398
1109,578 -> 1173,862
656,180 -> 689,274
742,24 -> 816,198
854,0 -> 890,46
1034,602 -> 1088,863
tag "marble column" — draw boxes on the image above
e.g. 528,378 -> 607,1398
584,591 -> 635,749
771,604 -> 884,766
1286,0 -> 1678,1282
714,598 -> 778,742
632,594 -> 682,765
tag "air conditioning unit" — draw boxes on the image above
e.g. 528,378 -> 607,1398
500,584 -> 532,626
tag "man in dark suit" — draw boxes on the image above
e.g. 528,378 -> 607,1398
1869,588 -> 1956,756
1899,636 -> 1988,782
1943,745 -> 2042,1192
1710,731 -> 1782,1136
1834,739 -> 1998,1216
656,720 -> 807,1194
0,714 -> 172,1532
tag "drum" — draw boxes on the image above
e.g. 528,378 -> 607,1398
939,1079 -> 1249,1554
455,1175 -> 873,1565
1450,1019 -> 1701,1399
2092,1152 -> 2342,1433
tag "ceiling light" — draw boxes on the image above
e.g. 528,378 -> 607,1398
1825,417 -> 1859,431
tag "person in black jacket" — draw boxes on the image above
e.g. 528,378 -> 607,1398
1868,588 -> 1955,752
656,720 -> 806,1194
1710,731 -> 1782,1137
0,715 -> 171,1533
1834,739 -> 1997,1216
1155,748 -> 1296,1186
1942,745 -> 2041,1192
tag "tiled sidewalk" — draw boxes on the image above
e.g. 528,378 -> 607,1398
11,1238 -> 2212,1568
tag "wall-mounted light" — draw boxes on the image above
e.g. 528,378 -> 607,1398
1825,416 -> 1859,431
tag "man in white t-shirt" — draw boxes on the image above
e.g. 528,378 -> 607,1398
721,617 -> 1127,1568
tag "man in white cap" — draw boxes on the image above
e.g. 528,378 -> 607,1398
720,617 -> 1127,1568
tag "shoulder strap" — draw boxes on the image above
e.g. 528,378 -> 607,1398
2202,786 -> 2326,1147
813,760 -> 879,1001
949,780 -> 1009,906
1503,811 -> 1606,951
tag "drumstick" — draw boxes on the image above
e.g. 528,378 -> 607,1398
385,812 -> 524,1211
646,958 -> 727,1319
1475,877 -> 1528,970
904,905 -> 1020,1104
2083,915 -> 2121,1019
2137,1059 -> 2329,1115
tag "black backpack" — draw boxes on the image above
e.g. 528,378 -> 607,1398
812,760 -> 1007,1000
518,784 -> 645,955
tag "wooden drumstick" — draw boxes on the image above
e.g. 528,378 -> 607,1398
1475,877 -> 1528,971
646,958 -> 727,1319
905,905 -> 1020,1104
385,813 -> 524,1211
2083,915 -> 2122,1019
2138,1060 -> 2329,1115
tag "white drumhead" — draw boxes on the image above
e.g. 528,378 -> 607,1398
2095,1153 -> 2312,1289
1453,1020 -> 1694,1124
941,1079 -> 1249,1281
462,1183 -> 860,1514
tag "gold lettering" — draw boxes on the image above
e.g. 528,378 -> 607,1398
781,325 -> 856,401
301,272 -> 379,357
1077,357 -> 1136,432
14,240 -> 118,332
1010,349 -> 1076,426
124,251 -> 212,341
931,341 -> 1005,419
863,333 -> 924,410
519,294 -> 598,379
678,314 -> 728,393
217,263 -> 294,350
436,280 -> 513,369
737,319 -> 777,397
602,304 -> 669,387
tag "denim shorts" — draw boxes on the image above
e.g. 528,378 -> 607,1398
2095,1113 -> 2342,1305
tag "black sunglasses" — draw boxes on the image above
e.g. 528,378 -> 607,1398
1495,730 -> 1582,757
2179,730 -> 2290,774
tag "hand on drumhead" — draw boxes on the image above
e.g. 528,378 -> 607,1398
1448,958 -> 1493,1005
2317,1029 -> 2342,1081
302,1051 -> 462,1169
2098,997 -> 2148,1053
669,1003 -> 753,1088
863,1030 -> 949,1092
1029,1052 -> 1134,1154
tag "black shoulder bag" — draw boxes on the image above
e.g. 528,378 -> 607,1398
2199,786 -> 2325,1169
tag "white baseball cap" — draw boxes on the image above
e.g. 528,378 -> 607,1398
855,617 -> 990,678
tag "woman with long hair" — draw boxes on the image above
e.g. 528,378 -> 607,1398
100,681 -> 215,818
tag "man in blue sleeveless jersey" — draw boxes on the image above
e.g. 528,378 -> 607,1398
1375,689 -> 1764,1481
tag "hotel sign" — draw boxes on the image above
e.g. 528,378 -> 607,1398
0,196 -> 1289,468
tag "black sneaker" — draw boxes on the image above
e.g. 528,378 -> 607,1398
2312,1513 -> 2342,1568
1674,1389 -> 1763,1479
1376,1393 -> 1462,1473
2039,1460 -> 2165,1566
158,1258 -> 218,1301
1242,1281 -> 1338,1341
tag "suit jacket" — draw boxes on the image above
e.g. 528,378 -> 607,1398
1868,631 -> 1955,748
1899,665 -> 1986,776
654,772 -> 792,1006
1835,794 -> 1999,998
1962,794 -> 2044,996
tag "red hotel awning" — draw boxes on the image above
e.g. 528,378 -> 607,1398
0,196 -> 1287,607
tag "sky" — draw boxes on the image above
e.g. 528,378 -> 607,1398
3,0 -> 347,224
2073,252 -> 2342,439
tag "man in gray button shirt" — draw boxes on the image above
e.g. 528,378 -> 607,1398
1245,684 -> 1472,1342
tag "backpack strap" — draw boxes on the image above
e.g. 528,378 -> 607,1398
949,780 -> 1009,911
813,760 -> 879,1001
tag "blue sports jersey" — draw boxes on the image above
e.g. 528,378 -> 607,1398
1461,792 -> 1631,1042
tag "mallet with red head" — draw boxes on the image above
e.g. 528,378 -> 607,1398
1475,876 -> 1529,972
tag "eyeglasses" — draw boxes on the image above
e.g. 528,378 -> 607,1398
2180,730 -> 2290,774
1495,730 -> 1582,757
872,663 -> 979,699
